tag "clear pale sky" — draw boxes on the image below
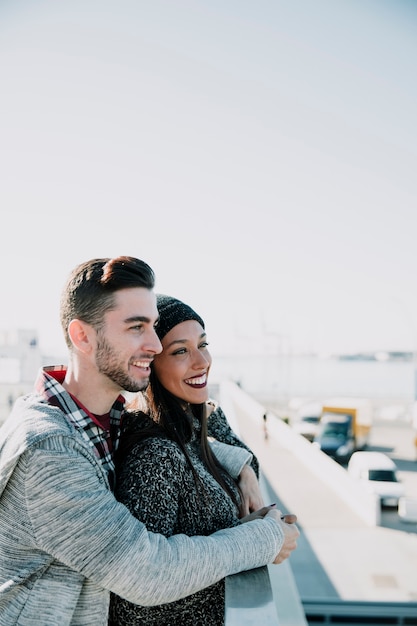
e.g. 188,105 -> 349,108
1,0 -> 416,358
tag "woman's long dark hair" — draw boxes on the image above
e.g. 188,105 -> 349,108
116,366 -> 243,515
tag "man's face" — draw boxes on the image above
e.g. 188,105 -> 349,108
95,288 -> 162,393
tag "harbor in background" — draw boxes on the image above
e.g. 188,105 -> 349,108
2,328 -> 417,425
211,351 -> 416,423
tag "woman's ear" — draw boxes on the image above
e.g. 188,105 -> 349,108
67,319 -> 95,354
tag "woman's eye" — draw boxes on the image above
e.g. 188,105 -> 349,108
173,348 -> 187,356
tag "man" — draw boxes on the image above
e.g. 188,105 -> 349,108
0,256 -> 299,625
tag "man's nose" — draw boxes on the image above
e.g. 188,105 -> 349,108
146,329 -> 163,355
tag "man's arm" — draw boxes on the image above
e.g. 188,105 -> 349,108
207,403 -> 259,476
207,404 -> 264,512
208,439 -> 264,513
208,437 -> 253,478
24,437 -> 287,606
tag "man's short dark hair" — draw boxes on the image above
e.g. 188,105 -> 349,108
60,256 -> 155,348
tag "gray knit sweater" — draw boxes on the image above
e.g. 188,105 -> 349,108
0,394 -> 283,626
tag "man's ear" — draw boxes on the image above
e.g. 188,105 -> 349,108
67,319 -> 95,354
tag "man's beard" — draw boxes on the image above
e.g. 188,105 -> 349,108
95,335 -> 149,393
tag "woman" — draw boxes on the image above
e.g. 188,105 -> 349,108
109,294 -> 266,625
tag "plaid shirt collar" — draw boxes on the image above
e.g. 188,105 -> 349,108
35,366 -> 125,491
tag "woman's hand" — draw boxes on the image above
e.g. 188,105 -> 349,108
240,504 -> 277,524
238,464 -> 264,515
240,504 -> 298,526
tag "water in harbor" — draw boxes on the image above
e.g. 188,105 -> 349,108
211,354 -> 416,407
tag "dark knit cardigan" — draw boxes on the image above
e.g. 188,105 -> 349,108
109,404 -> 259,626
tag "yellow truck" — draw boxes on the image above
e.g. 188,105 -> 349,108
312,397 -> 373,463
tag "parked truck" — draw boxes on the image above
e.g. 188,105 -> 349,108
313,397 -> 373,464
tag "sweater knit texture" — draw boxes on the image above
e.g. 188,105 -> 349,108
0,371 -> 283,626
109,405 -> 259,625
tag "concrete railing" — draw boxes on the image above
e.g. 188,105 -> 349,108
225,565 -> 280,625
221,380 -> 380,526
222,382 -> 308,626
225,469 -> 308,625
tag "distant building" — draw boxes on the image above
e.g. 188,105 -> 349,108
0,329 -> 42,423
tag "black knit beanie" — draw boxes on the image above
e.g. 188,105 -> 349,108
156,294 -> 205,340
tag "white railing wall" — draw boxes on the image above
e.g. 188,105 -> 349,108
221,382 -> 308,625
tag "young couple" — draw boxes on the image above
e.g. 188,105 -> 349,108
0,256 -> 298,625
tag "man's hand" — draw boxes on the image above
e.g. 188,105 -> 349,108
238,464 -> 264,515
266,508 -> 299,564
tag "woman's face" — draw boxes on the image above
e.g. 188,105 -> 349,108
153,319 -> 212,404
